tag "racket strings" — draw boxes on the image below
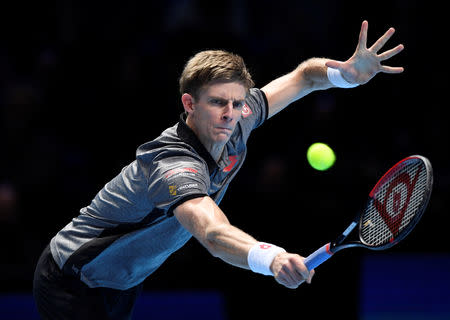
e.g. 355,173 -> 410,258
360,160 -> 428,247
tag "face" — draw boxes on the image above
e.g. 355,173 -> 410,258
184,82 -> 247,150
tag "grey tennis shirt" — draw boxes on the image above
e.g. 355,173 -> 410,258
50,88 -> 268,290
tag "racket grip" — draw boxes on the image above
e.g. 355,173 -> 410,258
304,243 -> 333,271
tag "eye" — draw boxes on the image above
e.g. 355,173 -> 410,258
233,100 -> 245,109
207,97 -> 245,109
209,98 -> 228,106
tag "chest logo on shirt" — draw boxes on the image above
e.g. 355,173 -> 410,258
241,104 -> 252,118
223,155 -> 238,173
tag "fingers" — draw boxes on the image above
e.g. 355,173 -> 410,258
273,253 -> 314,289
369,27 -> 396,53
378,44 -> 404,74
357,20 -> 368,50
377,44 -> 404,61
352,21 -> 404,77
277,269 -> 305,289
305,269 -> 315,284
380,65 -> 404,74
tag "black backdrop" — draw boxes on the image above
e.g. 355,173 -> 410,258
0,1 -> 448,319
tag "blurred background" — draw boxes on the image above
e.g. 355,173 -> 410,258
0,0 -> 449,319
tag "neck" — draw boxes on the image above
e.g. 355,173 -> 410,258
208,144 -> 225,162
186,116 -> 225,162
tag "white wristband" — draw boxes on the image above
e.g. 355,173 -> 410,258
247,242 -> 286,276
327,67 -> 359,88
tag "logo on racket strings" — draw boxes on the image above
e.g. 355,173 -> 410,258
373,166 -> 422,235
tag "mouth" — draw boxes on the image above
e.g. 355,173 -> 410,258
216,127 -> 233,133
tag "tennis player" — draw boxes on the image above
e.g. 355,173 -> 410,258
33,21 -> 403,319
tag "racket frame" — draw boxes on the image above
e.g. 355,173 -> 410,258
304,155 -> 433,270
358,155 -> 433,250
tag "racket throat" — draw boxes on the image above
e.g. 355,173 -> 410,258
333,220 -> 359,248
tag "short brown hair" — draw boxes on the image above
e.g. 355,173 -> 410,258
179,50 -> 254,99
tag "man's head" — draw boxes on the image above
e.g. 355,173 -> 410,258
179,50 -> 254,155
179,50 -> 254,100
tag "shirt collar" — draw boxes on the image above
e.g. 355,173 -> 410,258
177,113 -> 218,175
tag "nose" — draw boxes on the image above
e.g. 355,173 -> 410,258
222,102 -> 234,121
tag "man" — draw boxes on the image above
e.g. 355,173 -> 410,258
33,21 -> 403,319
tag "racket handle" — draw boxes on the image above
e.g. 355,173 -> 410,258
304,243 -> 333,271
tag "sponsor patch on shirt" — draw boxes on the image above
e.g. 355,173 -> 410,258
165,167 -> 198,179
178,183 -> 199,191
241,104 -> 252,118
169,185 -> 177,195
168,183 -> 200,196
165,166 -> 204,197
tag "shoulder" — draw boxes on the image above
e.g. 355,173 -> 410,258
242,88 -> 269,129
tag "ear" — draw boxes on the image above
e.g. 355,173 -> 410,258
181,93 -> 195,113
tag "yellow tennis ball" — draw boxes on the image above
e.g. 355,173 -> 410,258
307,142 -> 336,171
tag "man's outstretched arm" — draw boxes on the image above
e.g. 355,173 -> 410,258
262,20 -> 404,118
174,196 -> 313,289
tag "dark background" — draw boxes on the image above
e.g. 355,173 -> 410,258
0,1 -> 448,319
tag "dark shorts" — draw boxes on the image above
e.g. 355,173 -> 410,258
33,244 -> 143,320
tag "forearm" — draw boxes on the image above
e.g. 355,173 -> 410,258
174,197 -> 257,269
174,197 -> 312,287
204,223 -> 257,268
262,57 -> 334,118
207,226 -> 313,287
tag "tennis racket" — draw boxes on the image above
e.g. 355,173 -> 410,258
304,155 -> 433,271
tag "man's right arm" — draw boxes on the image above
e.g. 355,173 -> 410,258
173,196 -> 313,288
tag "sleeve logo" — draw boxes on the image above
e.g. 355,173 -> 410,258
165,167 -> 198,179
169,185 -> 177,195
178,183 -> 199,191
241,104 -> 252,118
169,183 -> 199,196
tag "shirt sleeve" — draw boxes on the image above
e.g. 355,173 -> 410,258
233,88 -> 269,144
242,88 -> 269,130
146,151 -> 210,215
